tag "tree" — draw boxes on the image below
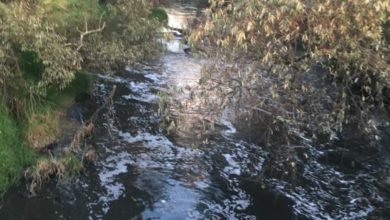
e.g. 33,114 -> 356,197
0,0 -> 161,116
0,0 -> 164,196
190,0 -> 390,144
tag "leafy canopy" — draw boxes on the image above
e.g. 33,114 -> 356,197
191,0 -> 389,141
0,0 -> 162,115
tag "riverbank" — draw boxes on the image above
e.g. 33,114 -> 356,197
0,71 -> 93,197
0,0 -> 165,200
0,1 -> 388,219
0,105 -> 35,199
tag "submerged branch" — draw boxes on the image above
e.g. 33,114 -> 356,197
68,85 -> 116,151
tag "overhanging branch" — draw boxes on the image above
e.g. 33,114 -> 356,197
75,14 -> 106,51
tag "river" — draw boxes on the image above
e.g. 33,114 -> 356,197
0,1 -> 389,219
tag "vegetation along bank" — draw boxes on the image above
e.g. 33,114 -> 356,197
0,0 -> 165,198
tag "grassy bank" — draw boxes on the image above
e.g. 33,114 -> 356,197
0,104 -> 35,198
0,0 -> 166,199
0,70 -> 93,197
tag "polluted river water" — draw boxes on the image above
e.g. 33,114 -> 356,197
0,1 -> 389,219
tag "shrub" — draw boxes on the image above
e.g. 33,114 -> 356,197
150,7 -> 168,24
0,0 -> 163,197
190,0 -> 390,142
0,0 -> 162,115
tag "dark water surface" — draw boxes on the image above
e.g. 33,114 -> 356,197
1,1 -> 389,219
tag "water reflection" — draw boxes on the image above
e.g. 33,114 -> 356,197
0,0 -> 385,219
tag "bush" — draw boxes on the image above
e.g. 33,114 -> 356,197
190,0 -> 390,142
0,0 -> 163,197
46,71 -> 95,108
150,7 -> 168,24
0,0 -> 162,115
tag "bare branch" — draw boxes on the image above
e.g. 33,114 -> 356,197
76,14 -> 107,51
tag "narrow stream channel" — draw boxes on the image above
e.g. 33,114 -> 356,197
1,1 -> 261,219
0,1 -> 389,220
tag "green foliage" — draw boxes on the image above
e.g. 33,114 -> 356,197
0,0 -> 81,117
46,71 -> 94,108
61,71 -> 94,96
191,0 -> 390,141
61,153 -> 83,177
81,0 -> 162,70
150,7 -> 168,24
0,0 -> 162,198
0,103 -> 35,198
0,0 -> 162,115
19,50 -> 45,83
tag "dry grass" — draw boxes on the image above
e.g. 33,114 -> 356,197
23,86 -> 116,193
26,154 -> 82,193
25,110 -> 60,150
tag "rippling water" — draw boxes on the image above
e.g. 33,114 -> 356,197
0,1 -> 389,219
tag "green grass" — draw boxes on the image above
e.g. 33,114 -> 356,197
0,70 -> 93,197
0,59 -> 94,199
0,103 -> 35,198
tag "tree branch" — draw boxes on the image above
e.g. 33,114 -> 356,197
76,15 -> 106,51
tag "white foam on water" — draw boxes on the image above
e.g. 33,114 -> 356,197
129,81 -> 149,92
284,189 -> 375,220
144,72 -> 165,84
118,131 -> 178,168
223,154 -> 241,176
194,180 -> 210,189
122,81 -> 159,103
272,145 -> 377,220
161,38 -> 186,53
122,93 -> 158,103
97,151 -> 132,214
220,119 -> 237,135
118,131 -> 174,149
96,73 -> 127,83
125,66 -> 141,74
